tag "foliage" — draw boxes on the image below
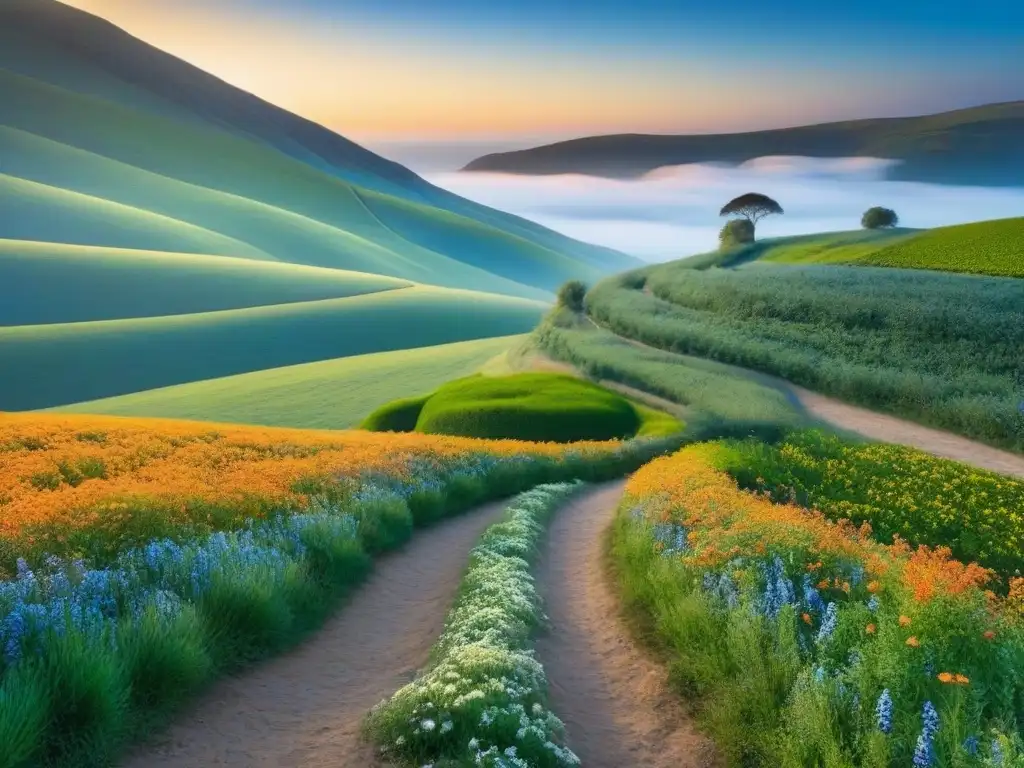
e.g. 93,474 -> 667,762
862,207 -> 899,229
613,443 -> 1024,768
720,193 -> 784,228
360,394 -> 431,433
556,280 -> 588,312
711,430 -> 1024,581
0,412 -> 684,767
585,266 -> 1024,451
719,219 -> 755,249
365,483 -> 582,767
863,217 -> 1024,279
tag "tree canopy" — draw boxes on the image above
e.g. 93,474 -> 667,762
720,193 -> 784,225
556,280 -> 587,312
862,207 -> 899,229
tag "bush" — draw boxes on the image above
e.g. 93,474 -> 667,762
359,394 -> 430,432
719,219 -> 755,248
414,373 -> 641,443
556,280 -> 587,312
862,207 -> 899,229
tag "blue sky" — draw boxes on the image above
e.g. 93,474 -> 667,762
65,0 -> 1024,141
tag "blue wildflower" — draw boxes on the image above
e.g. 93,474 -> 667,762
962,736 -> 979,756
875,689 -> 893,734
913,733 -> 934,767
816,603 -> 838,643
867,595 -> 880,612
992,739 -> 1004,766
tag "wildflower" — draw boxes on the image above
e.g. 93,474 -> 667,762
867,580 -> 881,593
913,733 -> 934,767
983,630 -> 996,640
866,623 -> 876,634
954,674 -> 969,685
912,701 -> 939,768
816,603 -> 837,643
802,613 -> 812,625
817,579 -> 830,590
922,701 -> 939,739
963,736 -> 979,756
992,739 -> 1005,766
875,689 -> 893,734
906,636 -> 920,647
938,672 -> 954,683
867,596 -> 880,612
900,615 -> 912,627
420,718 -> 436,731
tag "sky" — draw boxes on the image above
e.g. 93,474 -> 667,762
61,0 -> 1024,145
427,160 -> 1024,261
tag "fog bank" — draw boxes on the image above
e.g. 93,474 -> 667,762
426,157 -> 1024,260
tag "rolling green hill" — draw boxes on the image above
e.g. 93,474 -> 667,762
0,0 -> 641,415
1,288 -> 546,410
0,241 -> 412,326
49,336 -> 523,429
464,102 -> 1024,186
0,0 -> 637,297
719,218 -> 1024,278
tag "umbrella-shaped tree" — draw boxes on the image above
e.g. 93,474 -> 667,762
719,193 -> 783,240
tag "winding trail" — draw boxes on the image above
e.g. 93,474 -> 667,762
585,316 -> 1024,479
535,482 -> 717,768
122,499 -> 512,768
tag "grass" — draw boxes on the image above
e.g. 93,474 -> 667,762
710,430 -> 1024,581
585,263 -> 1024,451
50,337 -> 522,430
364,372 -> 684,443
0,240 -> 412,325
364,483 -> 582,767
0,410 -> 684,767
1,288 -> 546,411
611,442 -> 1024,768
756,229 -> 919,265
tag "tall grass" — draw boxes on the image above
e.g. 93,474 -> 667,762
585,264 -> 1024,451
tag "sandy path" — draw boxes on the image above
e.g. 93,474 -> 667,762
122,499 -> 511,768
535,482 -> 717,768
586,317 -> 1024,479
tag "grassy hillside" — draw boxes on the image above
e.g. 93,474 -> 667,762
50,336 -> 522,429
584,260 -> 1024,450
464,101 -> 1024,186
750,219 -> 1024,278
0,240 -> 412,325
0,288 -> 545,410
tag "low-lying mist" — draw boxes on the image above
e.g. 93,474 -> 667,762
426,157 -> 1024,261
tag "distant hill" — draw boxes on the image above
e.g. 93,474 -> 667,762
463,103 -> 1024,186
0,0 -> 637,299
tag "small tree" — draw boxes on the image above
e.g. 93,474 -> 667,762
719,193 -> 783,240
719,219 -> 755,250
862,207 -> 899,229
556,280 -> 587,312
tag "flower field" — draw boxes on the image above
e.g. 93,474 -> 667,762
711,430 -> 1024,580
366,483 -> 582,767
0,412 -> 676,768
612,443 -> 1024,767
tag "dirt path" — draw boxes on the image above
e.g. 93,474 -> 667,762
122,500 -> 512,768
535,482 -> 717,768
585,316 -> 1024,479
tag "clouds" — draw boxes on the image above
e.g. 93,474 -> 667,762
427,159 -> 1024,260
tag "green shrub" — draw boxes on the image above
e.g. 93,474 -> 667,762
556,279 -> 588,312
861,207 -> 899,229
719,219 -> 755,249
359,394 -> 430,432
414,373 -> 641,443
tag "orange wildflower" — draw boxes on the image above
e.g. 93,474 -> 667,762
938,672 -> 954,684
954,674 -> 970,685
866,624 -> 876,634
817,579 -> 831,590
899,615 -> 912,627
906,636 -> 920,647
983,630 -> 996,640
802,613 -> 812,625
866,580 -> 881,593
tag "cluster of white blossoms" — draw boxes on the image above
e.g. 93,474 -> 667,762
367,484 -> 582,767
